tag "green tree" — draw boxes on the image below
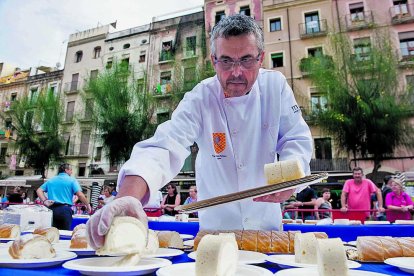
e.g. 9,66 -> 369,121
307,31 -> 414,173
2,89 -> 65,177
85,62 -> 156,166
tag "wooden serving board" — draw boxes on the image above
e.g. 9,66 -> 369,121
175,173 -> 328,213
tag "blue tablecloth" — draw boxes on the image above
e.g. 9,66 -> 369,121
1,220 -> 413,275
283,224 -> 414,242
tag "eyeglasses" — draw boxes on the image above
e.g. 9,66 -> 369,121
213,53 -> 261,71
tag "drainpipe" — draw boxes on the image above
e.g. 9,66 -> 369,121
287,8 -> 294,91
334,0 -> 342,32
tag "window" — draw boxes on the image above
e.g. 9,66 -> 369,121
137,78 -> 144,93
11,93 -> 17,101
160,71 -> 171,84
406,75 -> 414,104
65,101 -> 75,122
271,52 -> 284,67
394,0 -> 408,15
75,51 -> 83,63
71,73 -> 79,91
311,92 -> 327,112
106,58 -> 113,69
160,41 -> 173,61
90,69 -> 98,81
93,46 -> 101,59
307,47 -> 323,57
305,12 -> 320,34
139,51 -> 146,63
185,36 -> 197,57
95,147 -> 103,162
48,84 -> 58,97
79,130 -> 90,155
184,67 -> 196,90
123,43 -> 130,49
30,87 -> 38,102
109,46 -> 114,51
215,11 -> 225,24
121,58 -> 129,67
78,163 -> 86,177
354,37 -> 371,61
239,6 -> 250,16
269,18 -> 281,32
314,138 -> 332,159
84,99 -> 94,120
349,2 -> 364,21
63,132 -> 74,155
0,146 -> 7,164
157,111 -> 169,124
399,32 -> 414,58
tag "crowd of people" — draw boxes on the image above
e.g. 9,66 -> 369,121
281,167 -> 413,223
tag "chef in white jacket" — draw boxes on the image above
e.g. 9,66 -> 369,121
87,14 -> 312,249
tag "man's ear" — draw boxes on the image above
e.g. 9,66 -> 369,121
259,51 -> 265,66
210,54 -> 216,69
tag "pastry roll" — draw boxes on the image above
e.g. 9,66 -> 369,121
0,223 -> 20,239
8,234 -> 56,259
33,227 -> 59,243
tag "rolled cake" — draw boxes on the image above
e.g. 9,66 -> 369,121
8,234 -> 56,259
0,223 -> 20,239
33,227 -> 59,243
264,159 -> 305,185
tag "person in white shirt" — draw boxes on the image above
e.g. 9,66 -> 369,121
87,14 -> 312,249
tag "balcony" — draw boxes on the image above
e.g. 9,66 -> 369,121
344,11 -> 374,31
159,51 -> 175,64
299,19 -> 328,39
64,81 -> 80,94
310,158 -> 349,172
390,4 -> 414,25
64,143 -> 90,158
153,82 -> 173,98
299,55 -> 334,76
399,46 -> 414,67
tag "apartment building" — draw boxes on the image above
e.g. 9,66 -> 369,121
60,24 -> 110,178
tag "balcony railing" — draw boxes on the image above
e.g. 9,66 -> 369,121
64,81 -> 80,94
299,55 -> 334,76
299,19 -> 328,39
159,51 -> 174,63
310,158 -> 349,172
390,3 -> 414,24
64,143 -> 90,157
344,11 -> 374,31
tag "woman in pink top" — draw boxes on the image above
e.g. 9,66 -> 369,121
385,179 -> 413,222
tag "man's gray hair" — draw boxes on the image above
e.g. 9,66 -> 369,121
210,14 -> 264,56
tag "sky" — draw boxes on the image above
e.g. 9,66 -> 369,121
0,0 -> 204,70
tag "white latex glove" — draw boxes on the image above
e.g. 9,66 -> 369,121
86,196 -> 148,249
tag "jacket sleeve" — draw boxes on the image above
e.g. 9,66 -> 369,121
117,89 -> 203,205
276,75 -> 313,175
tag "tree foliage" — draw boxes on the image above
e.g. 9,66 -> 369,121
307,31 -> 414,172
85,62 -> 156,166
3,89 -> 64,177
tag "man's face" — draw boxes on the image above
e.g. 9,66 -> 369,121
353,170 -> 363,182
211,34 -> 264,97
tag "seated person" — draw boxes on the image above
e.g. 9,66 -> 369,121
161,184 -> 181,216
385,178 -> 413,223
314,188 -> 332,220
183,185 -> 198,218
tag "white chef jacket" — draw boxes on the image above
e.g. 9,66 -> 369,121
118,69 -> 312,231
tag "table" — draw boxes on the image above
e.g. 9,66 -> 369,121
283,224 -> 414,242
1,220 -> 412,275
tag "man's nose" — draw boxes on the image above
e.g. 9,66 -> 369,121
231,62 -> 243,77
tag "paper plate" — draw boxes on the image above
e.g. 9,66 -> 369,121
156,262 -> 273,276
59,230 -> 73,237
347,240 -> 357,246
179,234 -> 194,240
188,250 -> 267,264
384,257 -> 414,274
266,254 -> 361,269
53,239 -> 96,256
274,267 -> 389,276
63,257 -> 171,276
0,250 -> 76,268
183,240 -> 194,247
143,248 -> 184,259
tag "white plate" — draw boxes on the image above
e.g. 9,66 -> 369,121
156,262 -> 273,276
59,230 -> 73,237
143,248 -> 184,259
267,254 -> 361,269
274,267 -> 389,276
385,257 -> 414,274
183,240 -> 194,247
188,250 -> 267,264
0,250 -> 76,268
0,238 -> 17,242
347,241 -> 357,246
63,257 -> 171,276
53,239 -> 96,256
179,234 -> 194,240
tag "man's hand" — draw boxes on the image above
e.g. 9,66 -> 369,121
43,199 -> 54,207
253,189 -> 295,203
340,207 -> 348,213
377,207 -> 385,213
86,196 -> 148,249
